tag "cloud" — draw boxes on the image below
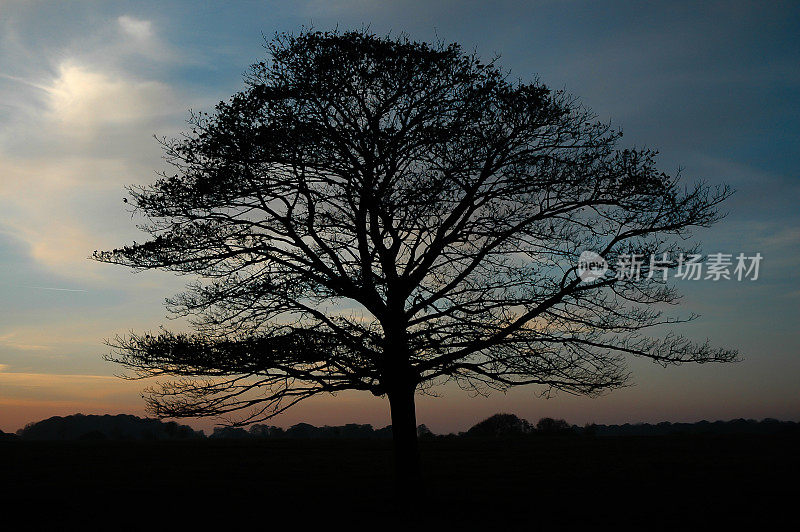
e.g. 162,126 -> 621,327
0,15 -> 182,278
0,371 -> 145,415
764,227 -> 800,248
0,371 -> 120,385
118,15 -> 154,41
46,61 -> 174,135
114,14 -> 180,63
0,155 -> 144,276
0,333 -> 49,352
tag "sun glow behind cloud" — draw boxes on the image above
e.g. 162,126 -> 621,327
0,12 -> 186,277
46,61 -> 172,134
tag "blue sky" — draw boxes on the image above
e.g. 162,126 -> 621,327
0,0 -> 798,433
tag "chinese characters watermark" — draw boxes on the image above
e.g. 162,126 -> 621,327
577,252 -> 762,283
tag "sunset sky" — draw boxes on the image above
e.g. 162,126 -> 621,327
1,0 -> 798,434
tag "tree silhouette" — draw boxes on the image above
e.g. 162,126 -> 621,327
94,29 -> 736,490
535,417 -> 572,434
465,414 -> 534,437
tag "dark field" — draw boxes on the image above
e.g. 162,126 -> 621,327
2,433 -> 797,524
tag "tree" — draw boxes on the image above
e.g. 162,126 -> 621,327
465,414 -> 534,437
94,29 -> 736,493
535,417 -> 572,434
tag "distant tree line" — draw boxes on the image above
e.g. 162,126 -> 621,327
212,422 -> 396,440
2,413 -> 798,442
9,414 -> 204,441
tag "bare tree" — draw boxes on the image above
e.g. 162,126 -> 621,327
94,29 -> 736,490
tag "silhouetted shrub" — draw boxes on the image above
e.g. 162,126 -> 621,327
465,414 -> 534,437
417,424 -> 434,439
536,417 -> 572,434
210,426 -> 250,439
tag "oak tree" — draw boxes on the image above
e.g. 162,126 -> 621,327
95,30 -> 736,489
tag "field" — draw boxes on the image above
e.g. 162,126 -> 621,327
2,433 -> 796,524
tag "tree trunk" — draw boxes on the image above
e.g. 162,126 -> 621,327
388,384 -> 421,497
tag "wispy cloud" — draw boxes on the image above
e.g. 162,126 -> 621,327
45,61 -> 175,136
0,333 -> 50,352
20,286 -> 87,292
118,15 -> 154,41
0,14 -> 182,278
0,371 -> 122,384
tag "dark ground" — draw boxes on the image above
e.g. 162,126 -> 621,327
1,433 -> 797,525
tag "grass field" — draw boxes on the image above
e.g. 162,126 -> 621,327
2,433 -> 796,524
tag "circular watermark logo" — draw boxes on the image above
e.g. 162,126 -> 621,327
577,251 -> 608,283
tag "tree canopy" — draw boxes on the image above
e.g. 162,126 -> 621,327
95,30 -> 736,478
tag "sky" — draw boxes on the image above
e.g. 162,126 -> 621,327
0,0 -> 798,434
